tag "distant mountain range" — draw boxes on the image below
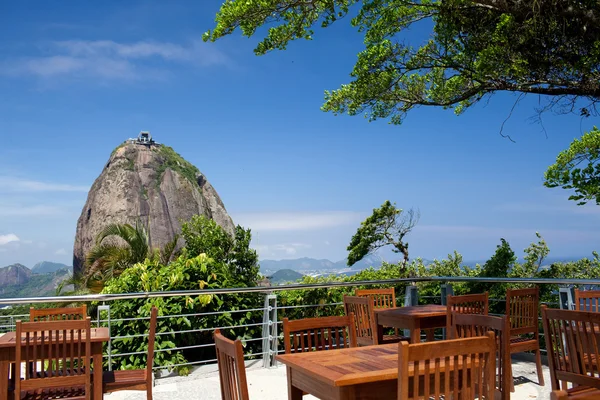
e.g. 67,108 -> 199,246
0,262 -> 71,299
259,254 -> 400,276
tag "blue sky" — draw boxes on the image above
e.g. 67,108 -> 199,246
0,1 -> 599,268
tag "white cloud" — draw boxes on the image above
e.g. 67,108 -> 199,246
1,39 -> 230,81
235,211 -> 362,232
0,176 -> 88,192
0,233 -> 19,246
54,248 -> 67,255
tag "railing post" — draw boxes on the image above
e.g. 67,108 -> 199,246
97,303 -> 111,371
440,284 -> 453,339
558,286 -> 575,310
262,293 -> 277,368
404,285 -> 419,338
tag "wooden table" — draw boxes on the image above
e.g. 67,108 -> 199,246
375,305 -> 447,344
0,327 -> 109,400
277,343 -> 479,400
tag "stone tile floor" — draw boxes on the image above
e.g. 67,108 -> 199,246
106,354 -> 552,400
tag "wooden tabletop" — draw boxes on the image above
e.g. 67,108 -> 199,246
374,304 -> 446,317
0,327 -> 109,348
277,343 -> 476,388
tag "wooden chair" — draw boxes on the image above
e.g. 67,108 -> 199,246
29,305 -> 87,321
446,292 -> 489,332
355,288 -> 403,337
15,317 -> 92,400
450,313 -> 511,400
355,288 -> 396,309
552,389 -> 600,399
282,315 -> 357,354
574,289 -> 600,312
506,287 -> 544,387
102,306 -> 157,400
343,295 -> 409,346
214,329 -> 250,400
397,332 -> 496,400
541,306 -> 600,396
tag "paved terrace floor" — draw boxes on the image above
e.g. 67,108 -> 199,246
107,353 -> 552,400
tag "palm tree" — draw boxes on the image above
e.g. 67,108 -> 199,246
83,221 -> 150,291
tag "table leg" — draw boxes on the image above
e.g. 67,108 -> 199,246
425,329 -> 435,342
377,324 -> 384,345
411,328 -> 420,343
93,353 -> 103,400
286,367 -> 303,400
0,361 -> 8,400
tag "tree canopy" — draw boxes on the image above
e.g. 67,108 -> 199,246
347,200 -> 418,268
205,1 -> 600,124
544,127 -> 600,205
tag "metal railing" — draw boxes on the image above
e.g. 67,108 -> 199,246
0,276 -> 595,376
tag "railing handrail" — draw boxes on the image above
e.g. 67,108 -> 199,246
0,275 -> 597,305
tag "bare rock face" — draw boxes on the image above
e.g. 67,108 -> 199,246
72,142 -> 235,276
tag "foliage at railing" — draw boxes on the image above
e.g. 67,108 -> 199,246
101,216 -> 262,374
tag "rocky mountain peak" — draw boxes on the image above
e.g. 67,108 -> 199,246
72,140 -> 235,276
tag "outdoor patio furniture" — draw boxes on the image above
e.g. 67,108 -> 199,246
376,304 -> 447,343
214,328 -> 250,400
552,388 -> 600,399
446,292 -> 489,332
102,306 -> 157,400
356,288 -> 402,336
14,318 -> 92,400
398,332 -> 496,399
450,312 -> 511,400
574,289 -> 600,312
343,295 -> 409,346
355,288 -> 397,309
282,315 -> 357,354
29,305 -> 87,322
506,287 -> 544,387
541,306 -> 600,396
0,318 -> 108,400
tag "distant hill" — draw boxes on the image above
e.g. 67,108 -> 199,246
268,269 -> 304,285
32,261 -> 69,274
0,264 -> 31,286
260,258 -> 334,274
0,263 -> 71,299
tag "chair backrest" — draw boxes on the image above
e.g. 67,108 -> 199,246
398,332 -> 496,400
574,289 -> 600,312
355,288 -> 396,309
15,317 -> 92,400
30,305 -> 87,321
343,295 -> 377,346
214,329 -> 249,400
450,313 -> 510,400
146,307 -> 158,382
282,314 -> 357,354
541,305 -> 600,391
446,292 -> 489,331
506,287 -> 539,336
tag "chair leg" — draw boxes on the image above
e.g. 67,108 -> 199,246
534,349 -> 545,386
147,388 -> 153,400
509,360 -> 515,392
